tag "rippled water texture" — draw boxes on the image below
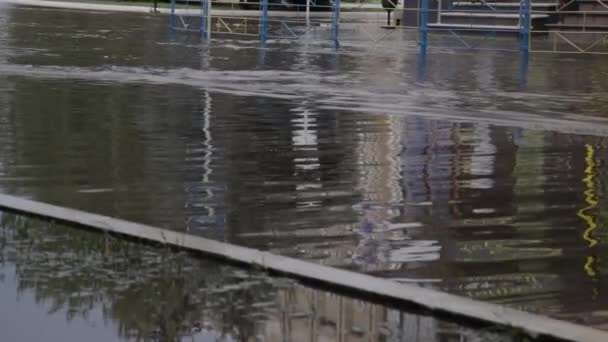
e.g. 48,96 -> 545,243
4,214 -> 523,341
1,4 -> 608,336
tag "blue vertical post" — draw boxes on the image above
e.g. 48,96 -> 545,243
519,0 -> 530,52
201,0 -> 211,39
419,0 -> 429,51
260,0 -> 269,43
170,0 -> 176,30
201,0 -> 206,38
331,0 -> 341,47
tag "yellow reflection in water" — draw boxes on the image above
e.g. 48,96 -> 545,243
577,144 -> 598,249
584,256 -> 597,278
577,143 -> 599,287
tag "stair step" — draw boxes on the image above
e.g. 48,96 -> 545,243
546,23 -> 608,29
452,2 -> 556,7
441,12 -> 548,18
428,22 -> 522,30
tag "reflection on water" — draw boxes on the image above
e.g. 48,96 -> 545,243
0,4 -> 608,336
0,214 -> 529,341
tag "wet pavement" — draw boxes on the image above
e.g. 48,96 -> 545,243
1,4 -> 608,339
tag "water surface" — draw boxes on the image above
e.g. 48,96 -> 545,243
3,213 -> 525,341
1,4 -> 608,335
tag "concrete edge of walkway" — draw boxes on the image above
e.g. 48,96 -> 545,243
0,192 -> 606,342
4,0 -> 386,18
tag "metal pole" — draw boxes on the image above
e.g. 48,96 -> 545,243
201,0 -> 206,38
306,0 -> 311,27
170,0 -> 176,29
583,11 -> 587,32
201,0 -> 211,39
519,0 -> 530,52
331,0 -> 341,46
207,0 -> 212,39
260,0 -> 269,43
419,0 -> 428,50
437,0 -> 442,23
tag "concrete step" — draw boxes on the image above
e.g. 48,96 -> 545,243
441,11 -> 548,18
562,12 -> 608,26
551,0 -> 608,30
439,11 -> 548,26
546,22 -> 608,30
428,22 -> 521,30
452,1 -> 556,10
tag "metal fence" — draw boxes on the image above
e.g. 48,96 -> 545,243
168,0 -> 608,54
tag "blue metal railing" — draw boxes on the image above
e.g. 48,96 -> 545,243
167,0 -> 535,54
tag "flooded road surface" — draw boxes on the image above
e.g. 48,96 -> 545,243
3,213 -> 525,341
1,4 -> 608,338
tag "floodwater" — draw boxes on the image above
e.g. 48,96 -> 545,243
1,3 -> 608,339
3,213 -> 522,341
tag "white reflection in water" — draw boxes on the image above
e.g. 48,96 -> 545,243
470,123 -> 496,190
292,103 -> 321,209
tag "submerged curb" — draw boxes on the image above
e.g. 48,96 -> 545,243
0,193 -> 606,342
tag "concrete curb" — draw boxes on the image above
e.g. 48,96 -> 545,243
0,193 -> 606,342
